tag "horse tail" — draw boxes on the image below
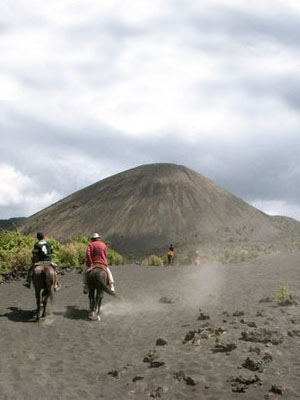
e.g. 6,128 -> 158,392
95,269 -> 116,297
43,268 -> 54,303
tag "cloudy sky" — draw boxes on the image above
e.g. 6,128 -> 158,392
1,0 -> 300,221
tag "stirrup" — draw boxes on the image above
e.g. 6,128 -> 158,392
83,285 -> 89,294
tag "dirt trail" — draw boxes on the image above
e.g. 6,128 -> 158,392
1,252 -> 300,399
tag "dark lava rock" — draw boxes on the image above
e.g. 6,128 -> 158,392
240,329 -> 284,345
150,386 -> 165,398
185,376 -> 197,386
269,384 -> 286,395
183,330 -> 197,344
174,371 -> 186,381
242,357 -> 265,372
198,311 -> 210,320
150,361 -> 165,368
290,317 -> 300,324
212,341 -> 237,353
240,319 -> 257,328
256,310 -> 266,317
247,321 -> 257,328
132,375 -> 144,382
183,325 -> 227,344
287,330 -> 300,338
159,297 -> 176,304
173,371 -> 197,386
259,297 -> 273,304
233,311 -> 245,317
228,374 -> 262,393
222,310 -> 230,317
249,346 -> 261,354
108,369 -> 120,379
156,338 -> 168,346
262,353 -> 273,364
143,350 -> 165,368
143,350 -> 158,364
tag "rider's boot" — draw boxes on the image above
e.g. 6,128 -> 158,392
23,271 -> 32,288
83,284 -> 89,294
110,283 -> 115,293
82,271 -> 89,294
53,270 -> 61,291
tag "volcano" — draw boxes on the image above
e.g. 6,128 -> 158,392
21,163 -> 284,253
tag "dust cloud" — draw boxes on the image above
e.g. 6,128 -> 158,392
102,263 -> 224,317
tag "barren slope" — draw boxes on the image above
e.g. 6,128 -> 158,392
21,163 -> 283,253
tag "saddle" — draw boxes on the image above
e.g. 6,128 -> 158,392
168,251 -> 174,258
34,261 -> 53,272
87,264 -> 109,284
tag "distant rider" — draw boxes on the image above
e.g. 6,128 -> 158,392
82,233 -> 115,294
167,243 -> 174,266
24,232 -> 60,290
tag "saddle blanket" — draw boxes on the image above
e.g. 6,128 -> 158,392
86,264 -> 109,284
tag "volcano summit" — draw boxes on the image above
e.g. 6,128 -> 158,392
22,163 -> 284,253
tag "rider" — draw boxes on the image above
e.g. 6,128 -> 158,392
167,243 -> 174,266
24,232 -> 60,290
82,233 -> 115,294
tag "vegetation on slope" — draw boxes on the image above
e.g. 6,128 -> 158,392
0,230 -> 126,274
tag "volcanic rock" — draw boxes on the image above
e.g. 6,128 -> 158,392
240,329 -> 284,345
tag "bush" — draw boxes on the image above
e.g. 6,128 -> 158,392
275,283 -> 292,306
0,231 -> 125,272
108,249 -> 126,265
141,254 -> 164,266
0,231 -> 35,273
56,242 -> 87,268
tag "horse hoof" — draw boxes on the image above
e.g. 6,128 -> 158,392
97,315 -> 101,321
89,312 -> 97,321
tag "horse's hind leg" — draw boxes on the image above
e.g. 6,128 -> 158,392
35,290 -> 41,321
41,293 -> 48,318
88,290 -> 96,320
96,291 -> 103,321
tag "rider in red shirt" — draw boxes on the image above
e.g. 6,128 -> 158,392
83,233 -> 115,294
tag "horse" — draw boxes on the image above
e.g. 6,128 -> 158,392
86,266 -> 116,321
32,262 -> 55,321
167,251 -> 174,266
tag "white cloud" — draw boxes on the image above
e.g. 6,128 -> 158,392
251,199 -> 300,222
0,164 -> 60,216
0,165 -> 32,205
1,0 -> 300,219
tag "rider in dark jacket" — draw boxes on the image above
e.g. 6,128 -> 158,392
24,232 -> 60,290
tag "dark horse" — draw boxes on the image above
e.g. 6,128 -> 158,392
86,267 -> 116,321
167,250 -> 174,266
32,262 -> 55,321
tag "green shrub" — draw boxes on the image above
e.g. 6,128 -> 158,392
275,283 -> 292,306
141,254 -> 164,266
0,231 -> 125,272
108,249 -> 126,265
0,231 -> 35,272
56,242 -> 87,267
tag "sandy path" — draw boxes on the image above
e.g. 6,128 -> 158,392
1,252 -> 300,399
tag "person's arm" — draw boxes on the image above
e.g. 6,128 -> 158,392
32,244 -> 39,264
86,243 -> 93,267
104,243 -> 108,265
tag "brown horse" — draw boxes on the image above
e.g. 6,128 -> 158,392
86,267 -> 116,321
167,251 -> 174,266
32,262 -> 55,321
